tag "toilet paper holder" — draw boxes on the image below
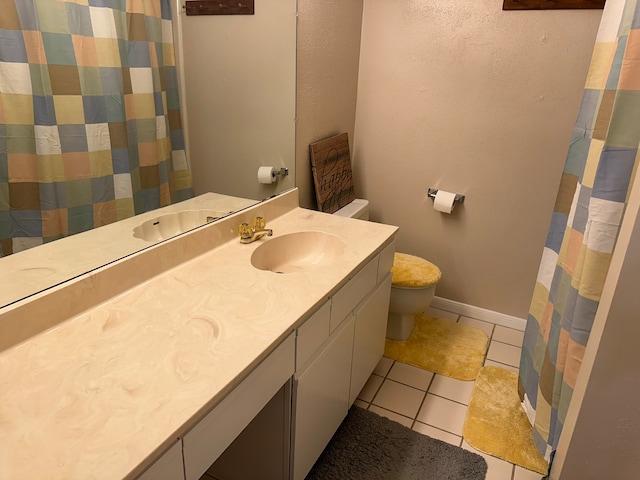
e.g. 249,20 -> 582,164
427,188 -> 465,205
257,166 -> 289,184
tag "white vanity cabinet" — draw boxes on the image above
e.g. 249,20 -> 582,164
138,239 -> 394,480
292,240 -> 396,480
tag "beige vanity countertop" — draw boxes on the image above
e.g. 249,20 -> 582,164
0,203 -> 398,479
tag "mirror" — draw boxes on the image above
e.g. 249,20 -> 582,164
0,0 -> 296,309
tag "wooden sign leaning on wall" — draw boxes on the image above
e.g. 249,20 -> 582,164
309,133 -> 356,214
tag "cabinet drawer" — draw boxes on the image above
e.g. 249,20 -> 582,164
377,240 -> 396,283
330,256 -> 378,332
183,334 -> 295,480
296,301 -> 331,371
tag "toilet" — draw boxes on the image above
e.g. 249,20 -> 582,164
386,253 -> 441,340
334,200 -> 442,341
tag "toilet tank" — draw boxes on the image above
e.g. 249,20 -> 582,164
333,199 -> 369,220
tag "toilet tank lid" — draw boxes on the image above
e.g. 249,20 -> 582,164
333,199 -> 369,217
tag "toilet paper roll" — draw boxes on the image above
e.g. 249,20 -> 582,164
433,190 -> 457,214
257,166 -> 276,184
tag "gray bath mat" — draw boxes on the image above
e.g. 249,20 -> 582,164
306,406 -> 487,480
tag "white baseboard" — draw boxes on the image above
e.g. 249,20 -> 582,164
431,296 -> 527,331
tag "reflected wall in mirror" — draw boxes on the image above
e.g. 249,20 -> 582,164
0,0 -> 297,309
177,0 -> 296,200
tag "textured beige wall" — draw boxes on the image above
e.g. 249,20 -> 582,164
352,1 -> 602,317
296,0 -> 364,210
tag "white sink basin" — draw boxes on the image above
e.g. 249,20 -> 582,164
133,210 -> 230,242
250,231 -> 346,274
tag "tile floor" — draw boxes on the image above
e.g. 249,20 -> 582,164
352,306 -> 544,480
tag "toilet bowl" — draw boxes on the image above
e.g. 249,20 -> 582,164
334,200 -> 441,341
387,253 -> 441,340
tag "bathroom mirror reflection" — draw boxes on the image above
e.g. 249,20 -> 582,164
0,0 -> 296,308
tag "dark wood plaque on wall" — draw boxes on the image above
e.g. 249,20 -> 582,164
503,0 -> 605,9
185,0 -> 254,16
309,133 -> 356,214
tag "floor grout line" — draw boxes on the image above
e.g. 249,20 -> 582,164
491,338 -> 525,348
425,391 -> 471,407
409,383 -> 431,430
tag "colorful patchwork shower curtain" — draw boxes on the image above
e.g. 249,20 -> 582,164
519,0 -> 640,465
0,0 -> 193,256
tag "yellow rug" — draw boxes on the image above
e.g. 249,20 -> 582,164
384,315 -> 489,381
463,366 -> 548,475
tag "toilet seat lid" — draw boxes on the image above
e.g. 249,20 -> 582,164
391,252 -> 441,288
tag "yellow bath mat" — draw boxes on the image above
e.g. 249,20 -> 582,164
384,315 -> 489,381
463,366 -> 548,474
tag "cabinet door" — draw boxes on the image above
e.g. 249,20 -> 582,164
350,274 -> 392,405
292,316 -> 355,480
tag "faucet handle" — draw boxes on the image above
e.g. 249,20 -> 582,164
239,222 -> 252,239
254,217 -> 266,230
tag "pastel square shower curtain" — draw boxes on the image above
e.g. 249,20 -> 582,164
0,0 -> 193,256
519,0 -> 640,465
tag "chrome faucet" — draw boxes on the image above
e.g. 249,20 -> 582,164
239,217 -> 273,244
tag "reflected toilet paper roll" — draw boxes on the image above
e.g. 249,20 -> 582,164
258,166 -> 276,184
433,190 -> 457,214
